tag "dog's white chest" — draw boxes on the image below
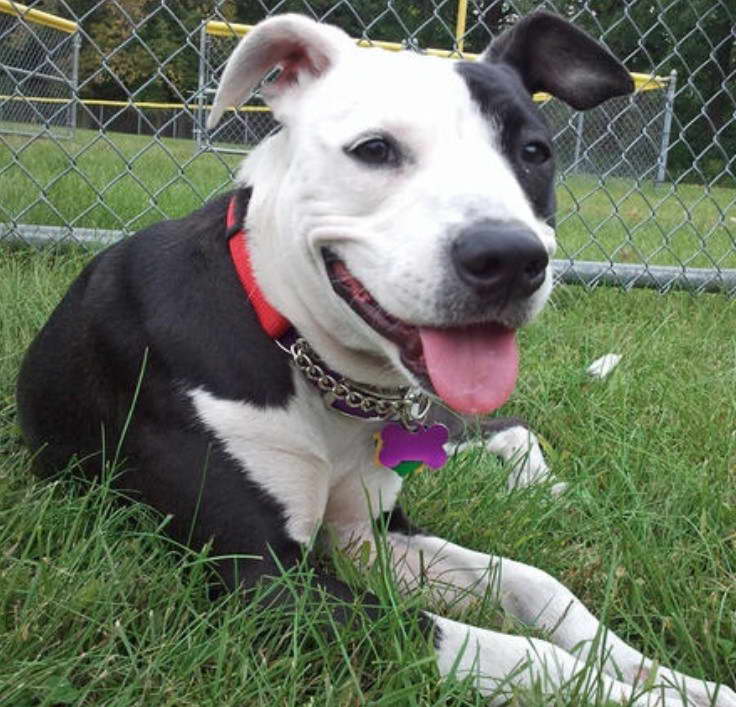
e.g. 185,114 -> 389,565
189,374 -> 402,544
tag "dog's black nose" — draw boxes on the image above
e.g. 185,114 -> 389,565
452,220 -> 549,296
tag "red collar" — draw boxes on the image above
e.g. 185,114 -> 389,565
227,195 -> 291,339
225,195 -> 440,449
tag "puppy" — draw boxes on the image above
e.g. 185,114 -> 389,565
17,12 -> 735,705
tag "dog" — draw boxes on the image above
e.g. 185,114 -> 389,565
16,11 -> 735,705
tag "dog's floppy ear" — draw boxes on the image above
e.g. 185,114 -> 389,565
207,14 -> 354,128
482,11 -> 634,110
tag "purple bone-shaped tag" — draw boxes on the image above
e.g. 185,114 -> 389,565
377,422 -> 449,470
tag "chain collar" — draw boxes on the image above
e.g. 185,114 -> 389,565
278,336 -> 431,429
225,195 -> 431,432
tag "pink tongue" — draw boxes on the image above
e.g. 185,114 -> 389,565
419,324 -> 518,415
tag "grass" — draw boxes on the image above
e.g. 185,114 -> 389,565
1,246 -> 735,705
0,128 -> 240,235
556,175 -> 736,269
1,127 -> 736,268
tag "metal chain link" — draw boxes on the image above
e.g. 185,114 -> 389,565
285,337 -> 431,428
0,11 -> 78,139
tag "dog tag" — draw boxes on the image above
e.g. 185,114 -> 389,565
374,422 -> 449,477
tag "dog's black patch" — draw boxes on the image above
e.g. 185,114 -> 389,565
455,61 -> 556,224
16,189 -> 300,589
18,190 -> 295,463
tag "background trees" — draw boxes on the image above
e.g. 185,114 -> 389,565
562,0 -> 734,183
24,0 -> 736,183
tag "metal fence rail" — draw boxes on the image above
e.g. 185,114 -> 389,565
0,0 -> 734,295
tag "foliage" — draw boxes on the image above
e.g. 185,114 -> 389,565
563,0 -> 735,181
73,0 -> 221,102
19,0 -> 736,184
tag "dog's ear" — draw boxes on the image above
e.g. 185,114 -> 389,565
207,14 -> 354,128
481,11 -> 634,110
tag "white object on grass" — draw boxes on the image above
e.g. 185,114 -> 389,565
586,354 -> 622,379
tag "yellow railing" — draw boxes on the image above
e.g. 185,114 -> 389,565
204,19 -> 669,95
454,0 -> 469,53
0,0 -> 77,34
0,2 -> 667,96
205,19 -> 472,59
0,94 -> 269,112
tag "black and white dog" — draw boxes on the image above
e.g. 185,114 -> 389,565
16,12 -> 735,705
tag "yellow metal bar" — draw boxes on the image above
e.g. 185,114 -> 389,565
631,72 -> 669,90
204,20 -> 667,92
356,37 -> 410,52
206,20 -> 474,58
0,0 -> 77,34
0,94 -> 270,111
205,20 -> 250,38
4,86 -> 664,109
454,0 -> 469,53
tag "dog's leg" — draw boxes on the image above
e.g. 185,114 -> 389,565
479,417 -> 568,494
334,515 -> 735,705
119,424 -> 357,614
429,613 -> 684,706
431,406 -> 564,493
400,531 -> 735,706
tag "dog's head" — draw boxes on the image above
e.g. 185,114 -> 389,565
209,12 -> 632,415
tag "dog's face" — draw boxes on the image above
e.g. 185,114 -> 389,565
209,13 -> 633,414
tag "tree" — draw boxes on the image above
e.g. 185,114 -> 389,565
27,0 -> 735,183
231,0 -> 478,52
38,0 -> 225,102
535,0 -> 734,181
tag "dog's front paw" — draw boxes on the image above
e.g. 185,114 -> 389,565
483,425 -> 565,494
714,684 -> 736,707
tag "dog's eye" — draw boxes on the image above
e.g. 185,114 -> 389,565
347,137 -> 399,167
521,141 -> 551,165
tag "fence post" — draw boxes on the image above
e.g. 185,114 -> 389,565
454,0 -> 468,53
70,31 -> 81,135
195,21 -> 207,150
572,110 -> 585,173
655,69 -> 677,184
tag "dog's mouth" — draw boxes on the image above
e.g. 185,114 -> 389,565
323,249 -> 519,415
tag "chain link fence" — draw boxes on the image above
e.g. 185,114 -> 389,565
539,82 -> 677,183
0,1 -> 80,138
0,0 -> 734,293
199,20 -> 675,183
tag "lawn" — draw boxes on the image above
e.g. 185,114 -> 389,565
1,246 -> 734,705
1,127 -> 736,269
0,128 -> 241,236
557,175 -> 736,269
